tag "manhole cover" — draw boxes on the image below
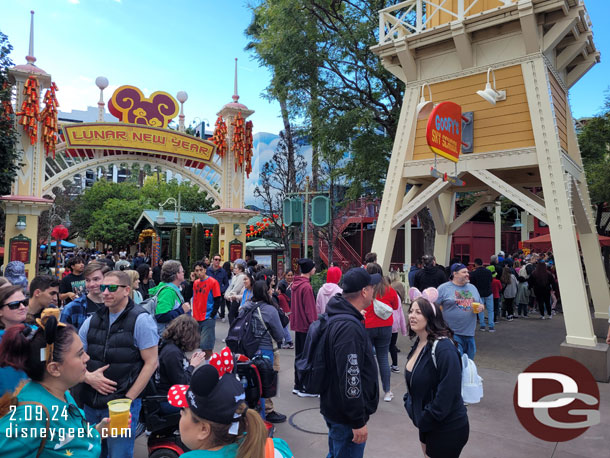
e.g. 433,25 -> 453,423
288,408 -> 328,435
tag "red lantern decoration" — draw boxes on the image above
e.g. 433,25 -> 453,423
249,225 -> 254,231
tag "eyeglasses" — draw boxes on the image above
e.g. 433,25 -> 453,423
213,258 -> 221,261
2,299 -> 28,310
99,284 -> 128,292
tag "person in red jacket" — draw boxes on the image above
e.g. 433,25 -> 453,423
363,263 -> 400,402
290,258 -> 318,397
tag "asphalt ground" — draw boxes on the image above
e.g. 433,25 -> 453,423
136,310 -> 610,458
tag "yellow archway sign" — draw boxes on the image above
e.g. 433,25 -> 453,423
63,123 -> 215,161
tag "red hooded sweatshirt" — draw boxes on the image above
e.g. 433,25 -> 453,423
289,275 -> 318,333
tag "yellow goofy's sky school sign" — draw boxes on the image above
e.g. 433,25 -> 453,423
63,123 -> 215,162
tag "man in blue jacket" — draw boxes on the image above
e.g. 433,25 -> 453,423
206,253 -> 229,318
321,268 -> 381,458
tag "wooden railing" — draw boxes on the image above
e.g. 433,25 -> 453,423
379,0 -> 508,44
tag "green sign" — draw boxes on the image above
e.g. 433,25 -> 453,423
283,197 -> 303,226
311,195 -> 330,227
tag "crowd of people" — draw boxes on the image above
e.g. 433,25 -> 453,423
0,246 -> 581,458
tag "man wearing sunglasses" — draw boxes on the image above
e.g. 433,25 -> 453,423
206,254 -> 229,320
25,275 -> 60,325
79,270 -> 159,457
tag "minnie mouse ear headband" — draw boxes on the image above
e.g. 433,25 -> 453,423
168,347 -> 245,431
409,287 -> 439,315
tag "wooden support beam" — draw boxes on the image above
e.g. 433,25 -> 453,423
448,191 -> 500,235
395,42 -> 417,82
518,0 -> 540,54
470,169 -> 547,223
428,197 -> 447,235
451,22 -> 474,69
567,52 -> 600,88
391,179 -> 452,230
542,7 -> 580,53
556,32 -> 591,71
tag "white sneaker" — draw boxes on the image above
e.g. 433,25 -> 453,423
297,391 -> 319,398
383,391 -> 394,402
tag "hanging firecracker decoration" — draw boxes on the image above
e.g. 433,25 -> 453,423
16,76 -> 40,145
232,112 -> 245,172
40,82 -> 59,158
244,120 -> 253,178
212,116 -> 228,157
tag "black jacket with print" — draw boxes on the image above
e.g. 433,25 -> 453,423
320,294 -> 379,429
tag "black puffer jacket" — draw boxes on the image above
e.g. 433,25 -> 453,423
413,266 -> 447,290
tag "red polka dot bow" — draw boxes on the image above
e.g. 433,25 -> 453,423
208,347 -> 235,376
167,384 -> 189,408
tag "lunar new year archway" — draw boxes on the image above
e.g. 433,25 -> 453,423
371,0 -> 610,381
1,12 -> 257,273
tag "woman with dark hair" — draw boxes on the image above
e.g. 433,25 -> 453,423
363,263 -> 400,402
0,284 -> 33,394
237,280 -> 286,423
136,263 -> 155,300
0,284 -> 28,339
500,266 -> 518,321
404,294 -> 469,458
0,312 -> 108,456
528,261 -> 556,319
152,258 -> 164,285
239,271 -> 255,309
156,315 -> 206,413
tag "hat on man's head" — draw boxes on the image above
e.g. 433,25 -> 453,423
297,258 -> 315,274
168,350 -> 245,426
341,267 -> 381,294
450,263 -> 468,275
326,266 -> 342,285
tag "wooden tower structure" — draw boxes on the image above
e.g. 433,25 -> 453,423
370,0 -> 609,380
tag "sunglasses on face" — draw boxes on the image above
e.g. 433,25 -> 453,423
213,258 -> 221,261
2,299 -> 28,310
99,284 -> 128,292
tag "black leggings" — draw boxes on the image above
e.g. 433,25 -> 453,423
537,291 -> 552,316
389,332 -> 399,366
419,422 -> 469,458
228,299 -> 240,325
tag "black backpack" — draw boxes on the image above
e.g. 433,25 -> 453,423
296,313 -> 361,395
225,302 -> 269,358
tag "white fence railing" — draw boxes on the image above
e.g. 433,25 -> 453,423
379,0 -> 513,44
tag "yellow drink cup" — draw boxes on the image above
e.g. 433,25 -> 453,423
471,302 -> 482,314
108,398 -> 131,432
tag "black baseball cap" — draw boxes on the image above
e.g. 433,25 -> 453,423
340,267 -> 382,294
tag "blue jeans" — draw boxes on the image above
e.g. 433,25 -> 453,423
366,326 -> 392,393
325,417 -> 366,458
477,294 -> 495,329
283,324 -> 293,343
84,397 -> 141,458
453,334 -> 476,360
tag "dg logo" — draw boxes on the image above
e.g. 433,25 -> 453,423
513,356 -> 600,442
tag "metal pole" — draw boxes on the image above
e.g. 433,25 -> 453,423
494,201 -> 502,255
304,176 -> 310,259
176,193 -> 182,260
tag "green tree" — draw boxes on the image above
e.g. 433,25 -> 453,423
0,31 -> 21,196
140,178 -> 217,212
210,224 -> 219,258
578,105 -> 610,235
85,198 -> 142,249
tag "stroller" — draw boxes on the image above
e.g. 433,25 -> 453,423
143,355 -> 274,458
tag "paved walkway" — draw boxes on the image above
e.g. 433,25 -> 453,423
136,311 -> 610,457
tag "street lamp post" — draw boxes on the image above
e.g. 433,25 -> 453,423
157,193 -> 182,260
